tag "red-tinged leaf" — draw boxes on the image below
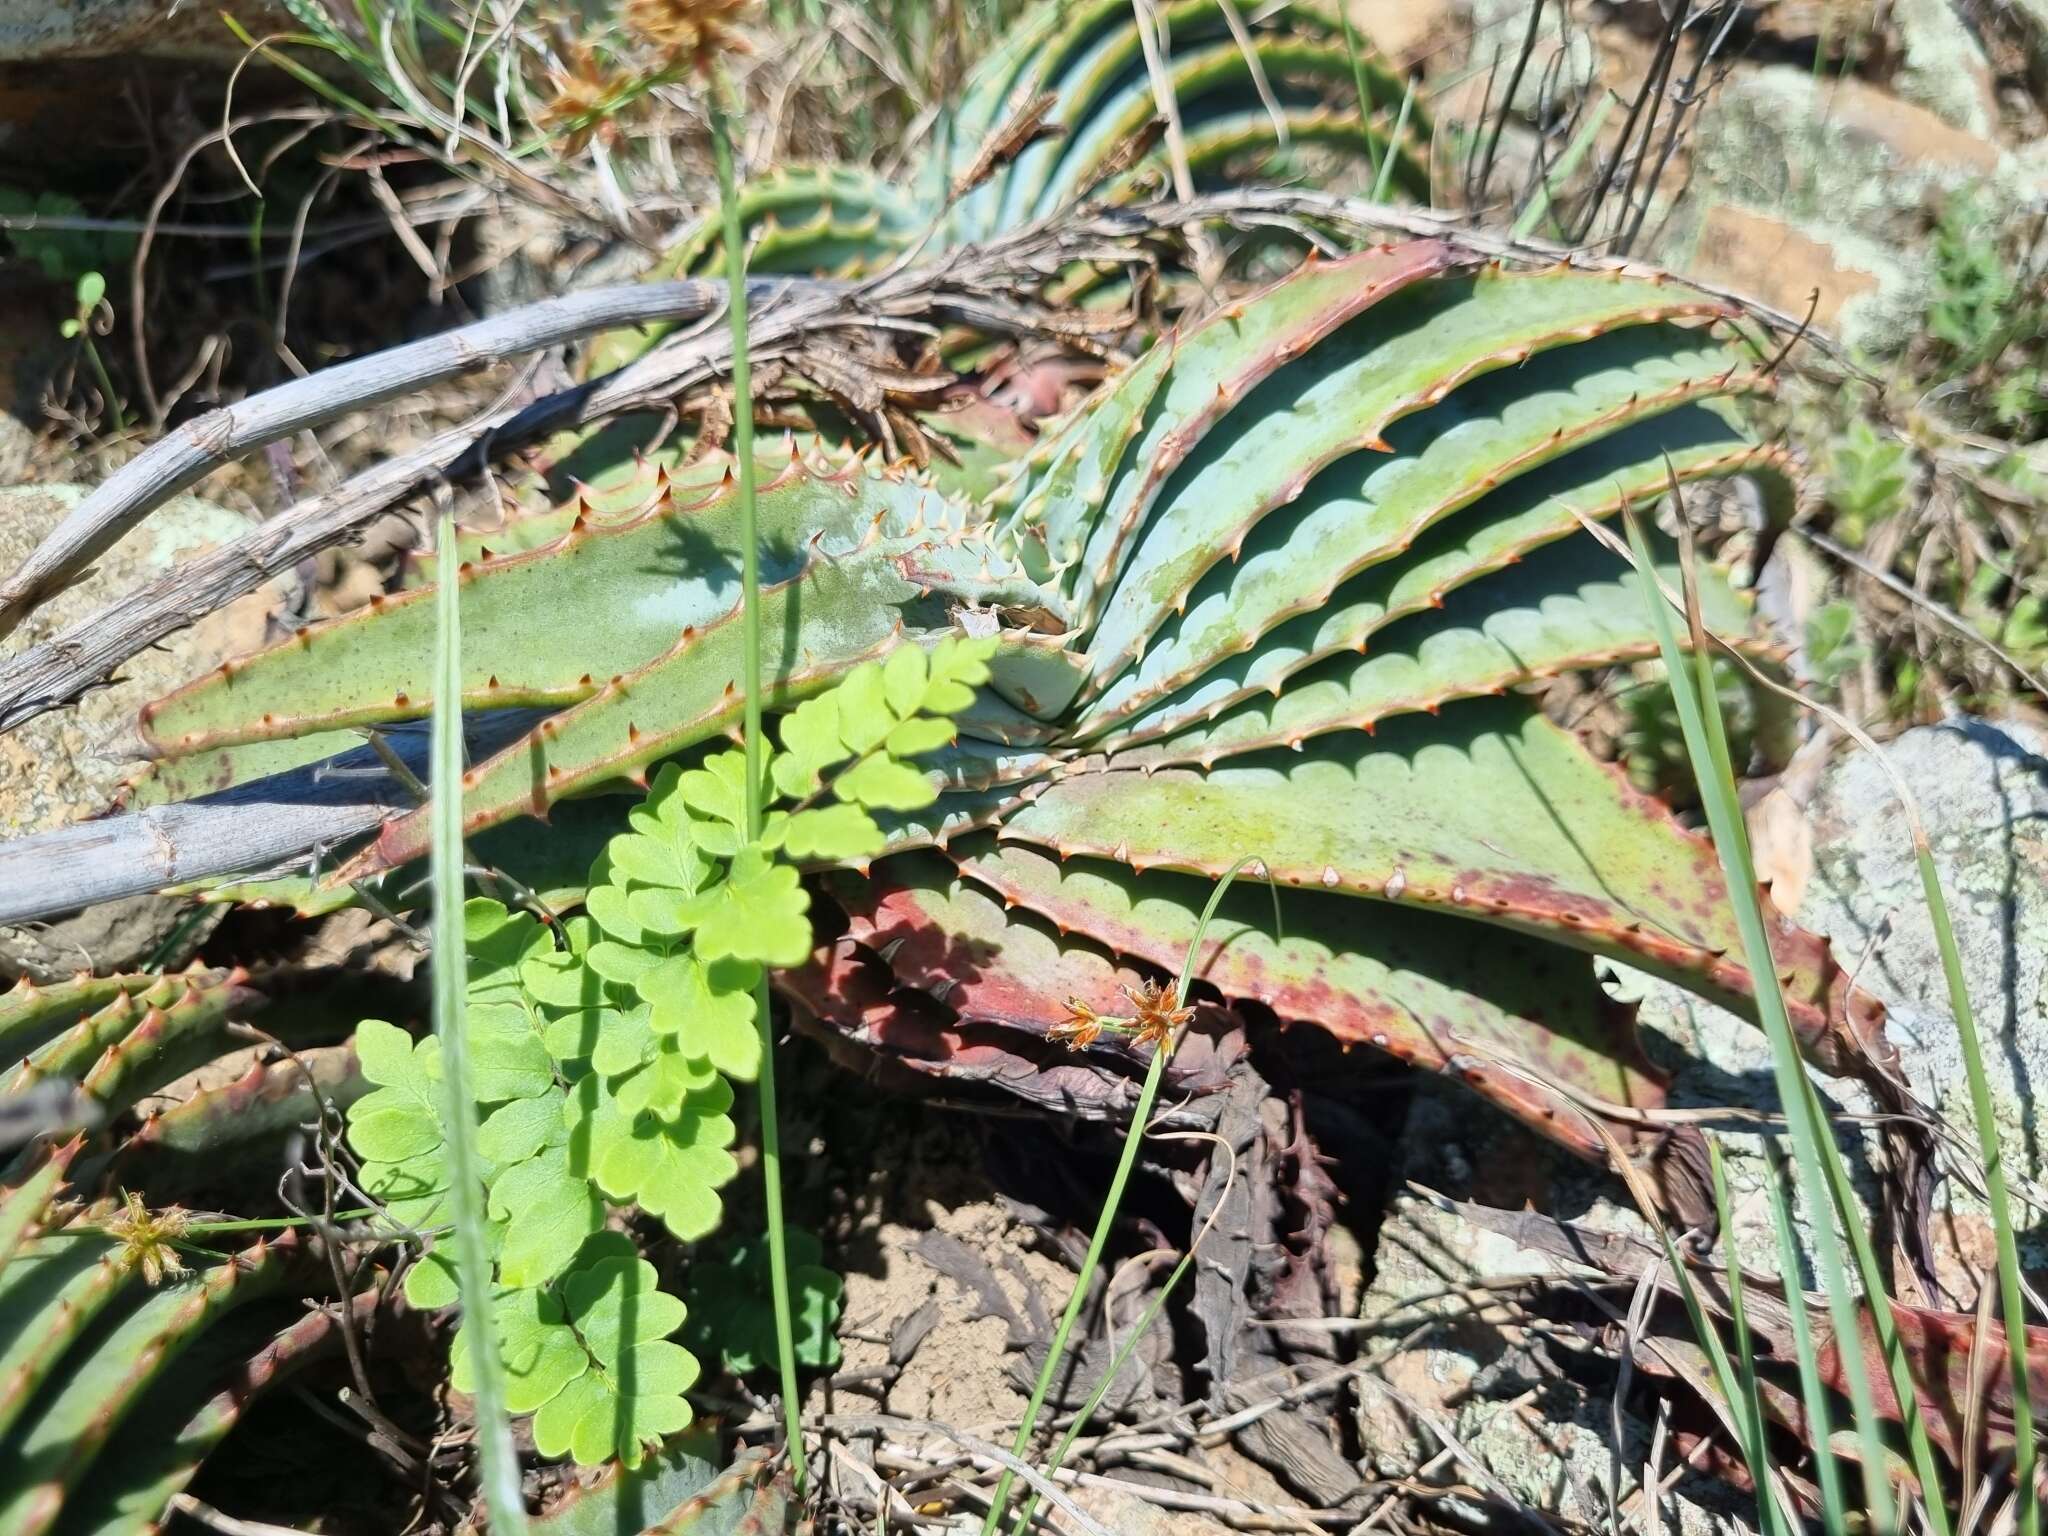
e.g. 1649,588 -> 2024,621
1810,1301 -> 2048,1466
993,698 -> 1892,1090
776,935 -> 1239,1123
944,837 -> 1663,1158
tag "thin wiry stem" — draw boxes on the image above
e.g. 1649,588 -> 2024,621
984,857 -> 1272,1535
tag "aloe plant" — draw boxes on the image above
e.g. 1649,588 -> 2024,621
0,1160 -> 340,1536
124,243 -> 1903,1167
584,0 -> 1429,374
2,967 -> 262,1179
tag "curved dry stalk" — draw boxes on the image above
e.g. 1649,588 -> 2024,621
0,710 -> 543,926
0,277 -> 754,635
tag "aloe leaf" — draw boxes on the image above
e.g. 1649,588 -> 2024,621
7,971 -> 257,1132
0,1238 -> 289,1536
831,854 -> 1154,1046
140,465 -> 1003,756
70,980 -> 264,1125
1080,268 -> 1741,697
110,1045 -> 366,1201
585,165 -> 922,373
994,697 -> 1875,1064
961,0 -> 1416,235
116,729 -> 364,810
1109,533 -> 1754,769
1075,324 -> 1770,735
399,454 -> 734,589
0,976 -> 166,1064
1064,242 -> 1466,629
997,335 -> 1176,588
0,1202 -> 127,1442
1022,36 -> 1396,223
39,1286 -> 351,1536
1171,107 -> 1414,192
0,1147 -> 74,1274
525,1443 -> 794,1536
339,529 -> 1026,879
1093,429 -> 1788,751
942,838 -> 1661,1154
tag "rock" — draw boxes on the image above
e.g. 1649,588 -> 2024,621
1348,0 -> 1462,70
1685,205 -> 1883,334
0,483 -> 294,977
1357,718 -> 2048,1512
1805,719 -> 2048,1264
1593,719 -> 2048,1295
1658,65 -> 2034,352
1890,0 -> 2001,137
2012,0 -> 2048,82
0,413 -> 31,482
0,2 -> 305,174
1356,1090 -> 1760,1534
0,1 -> 291,62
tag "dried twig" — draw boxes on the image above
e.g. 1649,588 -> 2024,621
0,277 -> 761,635
0,711 -> 543,925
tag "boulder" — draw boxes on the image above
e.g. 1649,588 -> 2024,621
0,1 -> 291,62
0,483 -> 295,978
1659,65 -> 2037,352
1356,718 -> 2048,1515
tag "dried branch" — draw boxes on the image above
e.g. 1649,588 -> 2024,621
0,711 -> 543,926
0,276 -> 768,635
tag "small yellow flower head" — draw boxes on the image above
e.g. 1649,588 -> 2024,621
105,1191 -> 191,1287
625,0 -> 753,74
1120,979 -> 1194,1049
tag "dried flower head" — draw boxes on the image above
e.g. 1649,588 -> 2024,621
625,0 -> 752,73
536,45 -> 626,153
1049,997 -> 1114,1050
105,1190 -> 191,1287
1121,979 -> 1193,1049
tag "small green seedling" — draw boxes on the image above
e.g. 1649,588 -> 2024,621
57,270 -> 126,434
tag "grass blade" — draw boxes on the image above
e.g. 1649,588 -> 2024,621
1618,502 -> 1898,1530
1762,1137 -> 1851,1531
1370,71 -> 1417,204
1002,856 -> 1276,1536
710,77 -> 807,1491
1918,820 -> 2041,1536
1688,527 -> 2037,1533
1679,527 -> 1954,1535
1512,90 -> 1613,241
1709,1138 -> 1792,1536
431,509 -> 528,1535
1334,3 -> 1382,181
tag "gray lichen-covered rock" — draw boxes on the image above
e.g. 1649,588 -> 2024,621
1356,1090 -> 1760,1534
1891,0 -> 2000,136
1802,720 -> 2048,1253
0,483 -> 292,977
1656,64 -> 2040,353
1358,719 -> 2048,1514
1637,719 -> 2048,1271
0,1 -> 290,61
